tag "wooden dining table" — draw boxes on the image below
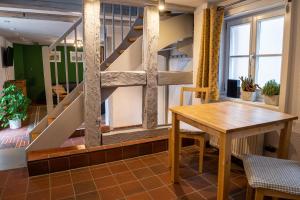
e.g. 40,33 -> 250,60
169,102 -> 298,200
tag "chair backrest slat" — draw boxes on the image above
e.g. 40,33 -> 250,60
180,87 -> 209,106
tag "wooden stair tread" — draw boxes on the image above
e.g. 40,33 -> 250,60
31,132 -> 40,141
134,25 -> 143,31
48,117 -> 56,125
128,37 -> 138,43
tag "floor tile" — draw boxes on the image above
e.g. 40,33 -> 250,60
70,170 -> 93,183
140,176 -> 164,190
168,181 -> 195,197
148,186 -> 176,200
184,176 -> 211,190
140,156 -> 161,166
180,191 -> 206,200
50,174 -> 72,188
76,191 -> 100,200
26,189 -> 50,200
28,176 -> 50,192
108,162 -> 129,174
126,192 -> 152,200
149,163 -> 169,175
114,171 -> 137,184
73,180 -> 96,195
50,184 -> 74,199
198,185 -> 218,200
132,167 -> 154,179
119,181 -> 145,196
124,159 -> 146,170
94,175 -> 117,190
90,166 -> 112,179
98,185 -> 124,200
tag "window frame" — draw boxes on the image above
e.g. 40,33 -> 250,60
223,9 -> 285,99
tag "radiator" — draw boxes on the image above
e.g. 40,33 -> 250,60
209,135 -> 264,158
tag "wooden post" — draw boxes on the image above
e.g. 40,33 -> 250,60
83,0 -> 101,147
42,46 -> 54,114
142,6 -> 159,129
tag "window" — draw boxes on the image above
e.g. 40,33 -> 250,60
225,10 -> 285,89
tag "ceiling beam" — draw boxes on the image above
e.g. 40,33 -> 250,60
0,10 -> 79,22
0,0 -> 194,14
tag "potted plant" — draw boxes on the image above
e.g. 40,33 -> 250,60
0,84 -> 30,129
239,76 -> 260,102
262,80 -> 280,106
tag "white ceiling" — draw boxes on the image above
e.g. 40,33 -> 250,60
0,17 -> 82,45
0,0 -> 221,44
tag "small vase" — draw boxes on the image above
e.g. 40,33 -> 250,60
9,119 -> 21,129
264,95 -> 279,106
241,91 -> 256,102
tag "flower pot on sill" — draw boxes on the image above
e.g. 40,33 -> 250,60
9,119 -> 21,129
241,91 -> 257,102
264,95 -> 279,106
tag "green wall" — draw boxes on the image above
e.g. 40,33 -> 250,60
13,44 -> 83,103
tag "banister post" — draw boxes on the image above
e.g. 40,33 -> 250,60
142,6 -> 159,129
83,0 -> 102,147
42,46 -> 54,114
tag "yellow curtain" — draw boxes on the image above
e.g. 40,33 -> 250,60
196,7 -> 224,101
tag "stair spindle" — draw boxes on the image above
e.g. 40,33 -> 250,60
74,27 -> 79,86
54,47 -> 59,104
112,4 -> 115,51
64,38 -> 69,94
129,6 -> 132,28
103,4 -> 107,59
121,5 -> 124,41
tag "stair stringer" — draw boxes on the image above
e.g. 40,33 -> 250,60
26,93 -> 84,152
176,38 -> 193,57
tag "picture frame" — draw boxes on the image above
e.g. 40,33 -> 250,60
70,51 -> 84,63
49,51 -> 61,62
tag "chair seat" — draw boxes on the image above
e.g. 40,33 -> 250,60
243,155 -> 300,195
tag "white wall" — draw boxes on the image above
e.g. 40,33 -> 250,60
0,36 -> 14,92
285,0 -> 300,161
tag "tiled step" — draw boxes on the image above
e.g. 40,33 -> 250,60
119,49 -> 125,54
27,135 -> 169,176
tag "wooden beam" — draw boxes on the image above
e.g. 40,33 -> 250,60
158,71 -> 193,85
0,0 -> 194,14
101,71 -> 146,87
142,6 -> 159,129
83,0 -> 101,147
0,10 -> 79,22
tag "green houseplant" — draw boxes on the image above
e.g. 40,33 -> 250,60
239,76 -> 260,102
262,80 -> 280,106
0,84 -> 30,129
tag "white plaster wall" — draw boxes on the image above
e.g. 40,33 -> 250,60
284,1 -> 300,161
0,36 -> 14,92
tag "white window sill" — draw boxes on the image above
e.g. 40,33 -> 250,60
221,97 -> 279,111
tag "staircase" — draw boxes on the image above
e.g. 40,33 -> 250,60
26,4 -> 194,152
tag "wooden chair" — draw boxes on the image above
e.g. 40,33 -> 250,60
169,87 -> 209,174
243,155 -> 300,200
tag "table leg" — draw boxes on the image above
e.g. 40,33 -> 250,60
278,121 -> 293,159
217,134 -> 232,200
171,113 -> 180,183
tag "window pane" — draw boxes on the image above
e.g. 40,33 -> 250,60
229,57 -> 249,80
256,56 -> 281,86
230,23 -> 251,56
257,16 -> 284,55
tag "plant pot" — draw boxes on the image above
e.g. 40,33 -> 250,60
241,91 -> 257,102
9,119 -> 21,129
264,95 -> 279,106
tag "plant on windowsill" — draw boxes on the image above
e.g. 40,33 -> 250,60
0,84 -> 31,129
262,80 -> 280,106
239,76 -> 260,102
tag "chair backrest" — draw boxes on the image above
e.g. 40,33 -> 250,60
180,87 -> 209,106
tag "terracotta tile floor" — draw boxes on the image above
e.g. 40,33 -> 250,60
0,147 -> 248,200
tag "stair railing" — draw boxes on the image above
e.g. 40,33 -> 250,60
101,3 -> 143,62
